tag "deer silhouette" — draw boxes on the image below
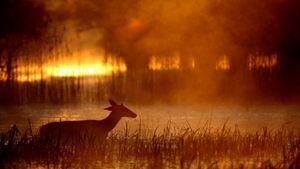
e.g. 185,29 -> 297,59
39,99 -> 137,145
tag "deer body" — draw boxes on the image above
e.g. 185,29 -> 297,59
39,100 -> 137,145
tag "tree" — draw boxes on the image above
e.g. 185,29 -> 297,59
0,0 -> 49,82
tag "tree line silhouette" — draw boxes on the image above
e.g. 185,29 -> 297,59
0,0 -> 299,104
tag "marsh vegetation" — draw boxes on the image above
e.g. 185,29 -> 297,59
0,119 -> 299,169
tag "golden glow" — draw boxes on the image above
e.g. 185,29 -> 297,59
248,53 -> 278,71
127,19 -> 141,30
0,69 -> 6,81
215,55 -> 230,70
17,73 -> 43,82
191,58 -> 195,69
13,54 -> 127,82
149,55 -> 180,70
44,62 -> 126,78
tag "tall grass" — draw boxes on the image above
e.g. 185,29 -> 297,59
0,121 -> 299,169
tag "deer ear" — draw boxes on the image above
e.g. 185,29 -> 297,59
104,106 -> 113,111
109,99 -> 117,105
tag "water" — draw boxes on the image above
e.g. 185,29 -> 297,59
1,103 -> 300,169
0,104 -> 299,133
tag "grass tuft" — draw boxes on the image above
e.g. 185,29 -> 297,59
0,121 -> 299,169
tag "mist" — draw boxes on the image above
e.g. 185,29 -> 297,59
1,1 -> 300,168
47,0 -> 300,103
1,0 -> 300,104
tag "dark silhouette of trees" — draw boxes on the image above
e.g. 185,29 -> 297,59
0,0 -> 299,104
0,0 -> 49,82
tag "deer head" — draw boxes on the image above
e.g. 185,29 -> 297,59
104,99 -> 137,118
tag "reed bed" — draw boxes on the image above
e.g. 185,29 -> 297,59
0,121 -> 299,169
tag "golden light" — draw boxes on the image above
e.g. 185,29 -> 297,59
0,69 -> 7,81
46,56 -> 126,78
13,54 -> 127,82
127,18 -> 142,30
215,55 -> 230,70
191,58 -> 196,69
149,55 -> 181,71
44,62 -> 126,77
248,53 -> 278,71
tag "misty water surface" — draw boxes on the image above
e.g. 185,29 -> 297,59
0,104 -> 299,133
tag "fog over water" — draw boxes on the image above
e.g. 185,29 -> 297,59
1,104 -> 299,133
1,0 -> 300,131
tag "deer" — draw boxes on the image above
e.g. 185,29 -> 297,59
39,99 -> 137,146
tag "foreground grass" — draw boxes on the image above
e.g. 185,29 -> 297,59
0,122 -> 299,169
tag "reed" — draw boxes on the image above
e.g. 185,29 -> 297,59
0,121 -> 299,169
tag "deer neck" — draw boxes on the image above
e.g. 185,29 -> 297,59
101,111 -> 122,131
